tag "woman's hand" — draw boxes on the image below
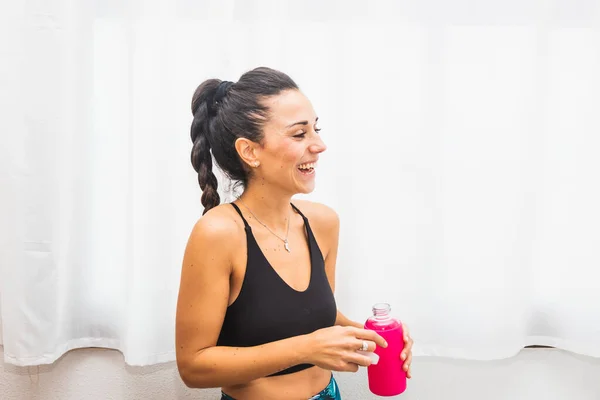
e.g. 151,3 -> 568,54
400,322 -> 414,378
304,326 -> 387,372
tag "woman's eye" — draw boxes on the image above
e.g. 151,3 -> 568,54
293,127 -> 320,138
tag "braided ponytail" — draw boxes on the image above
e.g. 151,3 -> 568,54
190,80 -> 221,214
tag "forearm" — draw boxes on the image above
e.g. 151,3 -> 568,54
335,310 -> 363,329
179,334 -> 311,388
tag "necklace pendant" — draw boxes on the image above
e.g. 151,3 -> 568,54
284,240 -> 291,253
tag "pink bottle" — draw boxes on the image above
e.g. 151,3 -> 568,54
364,303 -> 406,396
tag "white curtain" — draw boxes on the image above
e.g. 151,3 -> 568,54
1,0 -> 600,366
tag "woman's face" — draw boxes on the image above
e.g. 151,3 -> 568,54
252,89 -> 327,195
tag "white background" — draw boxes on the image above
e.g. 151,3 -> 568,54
1,0 -> 600,398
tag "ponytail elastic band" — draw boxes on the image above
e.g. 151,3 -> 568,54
207,81 -> 234,117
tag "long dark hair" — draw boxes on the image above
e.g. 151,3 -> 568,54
190,67 -> 298,214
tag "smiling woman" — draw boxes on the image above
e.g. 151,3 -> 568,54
175,67 -> 413,400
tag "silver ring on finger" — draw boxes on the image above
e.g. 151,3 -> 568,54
360,340 -> 368,352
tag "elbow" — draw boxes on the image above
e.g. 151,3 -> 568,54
178,367 -> 211,389
177,357 -> 214,389
176,359 -> 195,388
177,366 -> 196,388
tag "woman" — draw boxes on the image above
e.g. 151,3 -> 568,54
176,67 -> 413,400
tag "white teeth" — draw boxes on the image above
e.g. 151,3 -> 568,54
299,162 -> 315,169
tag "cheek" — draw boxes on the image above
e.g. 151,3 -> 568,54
273,142 -> 300,168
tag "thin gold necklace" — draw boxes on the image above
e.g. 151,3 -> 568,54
237,199 -> 292,253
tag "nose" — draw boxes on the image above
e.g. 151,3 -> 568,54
309,134 -> 327,154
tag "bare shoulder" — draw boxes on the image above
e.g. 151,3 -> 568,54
185,204 -> 244,259
292,199 -> 340,230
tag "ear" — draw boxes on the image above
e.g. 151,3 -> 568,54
235,137 -> 260,168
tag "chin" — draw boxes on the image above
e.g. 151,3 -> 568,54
297,184 -> 316,194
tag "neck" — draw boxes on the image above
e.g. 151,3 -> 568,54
237,180 -> 294,232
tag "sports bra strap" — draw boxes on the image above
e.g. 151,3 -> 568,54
291,203 -> 307,221
230,203 -> 250,229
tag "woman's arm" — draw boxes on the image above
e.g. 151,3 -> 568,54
179,336 -> 312,388
176,211 -> 312,388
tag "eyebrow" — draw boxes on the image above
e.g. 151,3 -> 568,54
286,117 -> 319,129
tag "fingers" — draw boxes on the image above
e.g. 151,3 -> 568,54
402,322 -> 411,341
335,361 -> 359,372
402,351 -> 412,370
330,360 -> 360,373
344,351 -> 373,368
401,341 -> 413,377
346,363 -> 359,373
350,327 -> 388,348
401,322 -> 414,378
401,336 -> 413,361
403,333 -> 414,350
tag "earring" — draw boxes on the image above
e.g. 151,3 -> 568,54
253,161 -> 260,167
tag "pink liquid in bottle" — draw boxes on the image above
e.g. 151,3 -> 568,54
364,303 -> 406,397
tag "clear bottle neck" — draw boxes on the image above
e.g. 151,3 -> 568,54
372,303 -> 392,321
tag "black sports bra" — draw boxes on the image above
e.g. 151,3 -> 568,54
216,203 -> 337,376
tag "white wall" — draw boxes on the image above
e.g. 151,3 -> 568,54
2,347 -> 599,400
